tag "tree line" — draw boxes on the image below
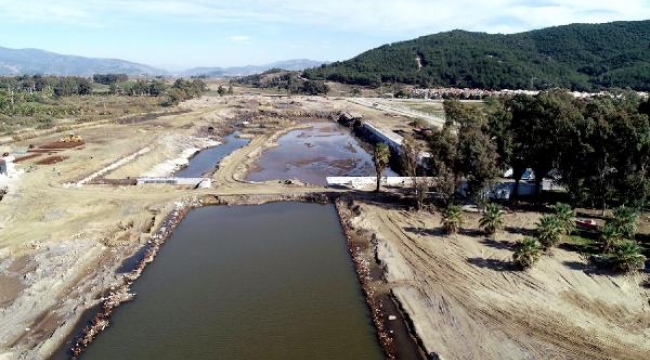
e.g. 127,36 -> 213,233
0,75 -> 208,119
423,92 -> 650,211
387,92 -> 650,274
231,70 -> 329,95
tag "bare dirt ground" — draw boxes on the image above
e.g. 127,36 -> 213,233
0,94 -> 347,360
343,200 -> 650,360
2,92 -> 647,360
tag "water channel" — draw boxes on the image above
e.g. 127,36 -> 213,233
246,121 -> 398,185
77,203 -> 384,360
175,132 -> 249,178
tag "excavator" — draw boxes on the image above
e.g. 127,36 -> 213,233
60,133 -> 83,143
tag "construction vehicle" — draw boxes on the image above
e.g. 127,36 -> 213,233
61,134 -> 83,143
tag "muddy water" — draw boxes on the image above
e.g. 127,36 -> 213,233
175,132 -> 249,178
247,121 -> 397,185
78,203 -> 384,360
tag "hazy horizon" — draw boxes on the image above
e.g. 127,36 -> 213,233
1,0 -> 649,69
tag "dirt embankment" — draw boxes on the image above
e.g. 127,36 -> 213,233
339,199 -> 650,360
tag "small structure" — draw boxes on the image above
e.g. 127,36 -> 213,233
0,155 -> 15,176
363,123 -> 404,152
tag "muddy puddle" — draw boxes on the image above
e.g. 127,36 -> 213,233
175,132 -> 249,178
58,203 -> 383,360
247,121 -> 397,185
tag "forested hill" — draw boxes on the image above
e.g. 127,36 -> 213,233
303,20 -> 650,91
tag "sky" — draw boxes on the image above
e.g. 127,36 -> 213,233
0,0 -> 649,70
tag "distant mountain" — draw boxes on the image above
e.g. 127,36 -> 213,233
303,20 -> 650,91
0,46 -> 167,76
181,59 -> 326,77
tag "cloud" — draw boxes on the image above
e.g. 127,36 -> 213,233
0,0 -> 648,35
229,35 -> 251,42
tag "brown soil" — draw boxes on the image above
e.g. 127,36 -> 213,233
116,109 -> 190,125
341,199 -> 650,360
5,93 -> 646,360
14,154 -> 42,163
35,156 -> 69,165
40,141 -> 85,149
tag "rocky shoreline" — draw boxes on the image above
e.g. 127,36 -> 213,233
335,197 -> 428,360
67,200 -> 194,359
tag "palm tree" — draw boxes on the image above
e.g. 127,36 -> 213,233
479,203 -> 505,236
610,206 -> 638,239
610,241 -> 646,273
599,223 -> 622,253
513,238 -> 542,269
536,215 -> 563,251
551,203 -> 575,235
441,205 -> 463,235
373,143 -> 390,192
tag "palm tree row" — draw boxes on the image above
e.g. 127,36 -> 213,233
447,201 -> 645,273
510,204 -> 573,269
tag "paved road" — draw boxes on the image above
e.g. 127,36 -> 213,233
348,98 -> 446,128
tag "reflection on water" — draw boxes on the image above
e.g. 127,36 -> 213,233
247,122 -> 397,185
77,203 -> 383,360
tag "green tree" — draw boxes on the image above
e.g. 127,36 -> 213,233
441,205 -> 464,235
610,241 -> 646,273
401,135 -> 422,207
513,238 -> 542,270
427,124 -> 459,204
536,215 -> 563,251
511,92 -> 583,199
428,101 -> 498,204
551,203 -> 575,235
599,223 -> 622,253
479,203 -> 505,236
372,143 -> 390,192
456,120 -> 499,202
610,206 -> 638,239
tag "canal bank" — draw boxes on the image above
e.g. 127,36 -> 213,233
56,200 -> 385,360
50,117 -> 424,360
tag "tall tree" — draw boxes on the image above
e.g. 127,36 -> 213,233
427,124 -> 459,204
511,91 -> 582,199
428,101 -> 498,204
401,135 -> 423,207
373,143 -> 390,192
456,120 -> 499,203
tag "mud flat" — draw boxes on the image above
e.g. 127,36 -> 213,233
246,120 -> 397,186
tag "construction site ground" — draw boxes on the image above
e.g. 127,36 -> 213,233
0,93 -> 648,360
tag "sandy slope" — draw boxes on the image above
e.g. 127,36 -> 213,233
348,202 -> 650,360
